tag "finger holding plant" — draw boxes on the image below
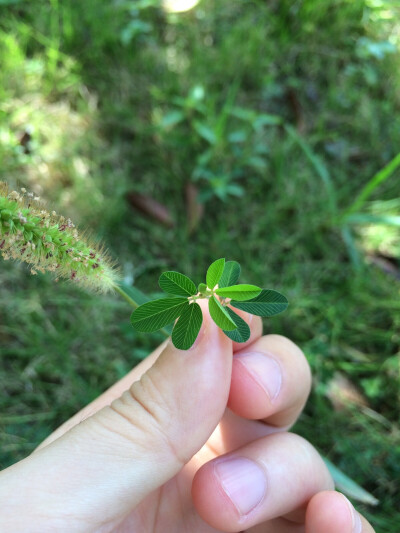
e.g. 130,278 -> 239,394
131,258 -> 288,350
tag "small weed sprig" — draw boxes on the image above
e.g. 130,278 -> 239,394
0,184 -> 288,349
0,183 -> 118,292
131,258 -> 288,349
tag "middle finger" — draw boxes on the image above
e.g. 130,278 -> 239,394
229,334 -> 312,428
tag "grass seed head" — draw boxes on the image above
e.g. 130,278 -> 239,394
0,182 -> 119,292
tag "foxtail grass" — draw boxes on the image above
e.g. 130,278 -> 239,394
0,182 -> 119,292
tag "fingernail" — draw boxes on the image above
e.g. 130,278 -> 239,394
343,495 -> 362,533
235,351 -> 282,401
214,457 -> 267,516
352,511 -> 363,533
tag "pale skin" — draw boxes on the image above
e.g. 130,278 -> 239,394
0,302 -> 376,532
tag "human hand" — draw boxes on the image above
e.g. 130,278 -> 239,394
0,304 -> 375,532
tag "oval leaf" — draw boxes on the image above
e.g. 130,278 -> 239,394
215,284 -> 262,301
223,307 -> 250,343
198,282 -> 207,294
219,260 -> 241,288
131,298 -> 188,332
206,258 -> 225,289
172,302 -> 203,350
193,121 -> 217,145
231,289 -> 288,317
159,271 -> 197,297
208,295 -> 236,331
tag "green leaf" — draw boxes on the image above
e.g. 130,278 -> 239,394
226,184 -> 244,197
216,284 -> 262,301
229,106 -> 256,122
228,130 -> 247,143
131,298 -> 188,332
248,156 -> 267,171
223,308 -> 250,343
159,271 -> 197,297
206,258 -> 225,289
231,289 -> 288,317
341,226 -> 362,269
198,282 -> 208,295
219,261 -> 241,288
160,110 -> 185,129
193,121 -> 217,145
253,113 -> 283,128
172,302 -> 203,350
208,296 -> 236,331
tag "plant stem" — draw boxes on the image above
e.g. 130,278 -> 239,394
114,283 -> 140,309
114,284 -> 170,339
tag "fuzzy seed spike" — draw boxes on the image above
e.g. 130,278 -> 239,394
0,182 -> 119,292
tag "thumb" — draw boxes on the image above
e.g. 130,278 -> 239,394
0,304 -> 232,528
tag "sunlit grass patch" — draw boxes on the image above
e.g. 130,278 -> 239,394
0,31 -> 106,224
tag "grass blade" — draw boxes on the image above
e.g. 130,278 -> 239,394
341,226 -> 362,269
345,213 -> 400,226
117,282 -> 150,307
323,457 -> 379,506
285,124 -> 337,217
345,152 -> 400,215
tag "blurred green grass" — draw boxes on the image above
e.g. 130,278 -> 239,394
0,0 -> 399,530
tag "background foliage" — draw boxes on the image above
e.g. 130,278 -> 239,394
0,0 -> 399,530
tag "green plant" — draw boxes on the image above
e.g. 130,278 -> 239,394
119,0 -> 160,46
0,183 -> 287,350
154,84 -> 279,202
0,183 -> 118,292
286,126 -> 400,268
131,258 -> 288,349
